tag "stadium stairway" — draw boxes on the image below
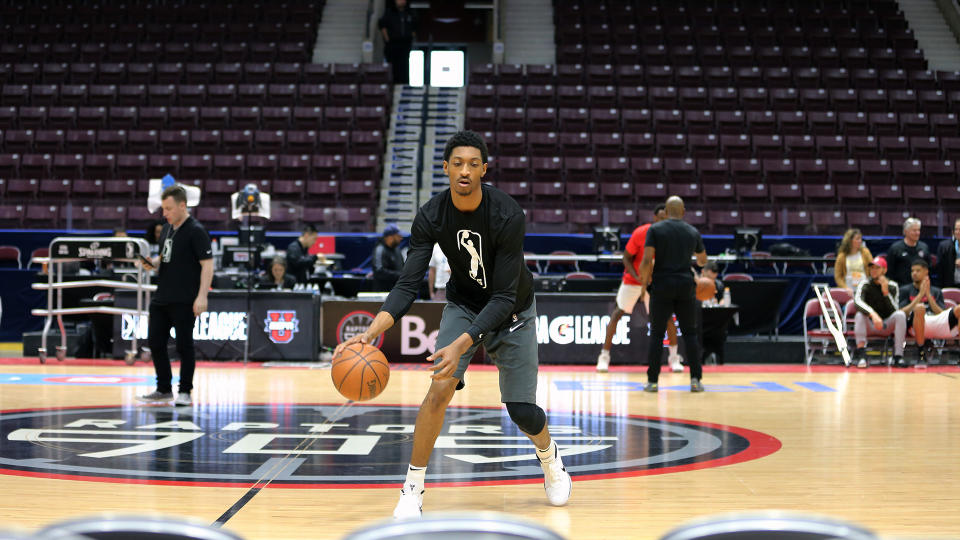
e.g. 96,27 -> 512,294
378,85 -> 425,232
377,86 -> 464,232
502,0 -> 556,64
899,0 -> 960,70
312,0 -> 368,63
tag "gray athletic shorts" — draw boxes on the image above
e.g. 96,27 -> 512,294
434,298 -> 539,404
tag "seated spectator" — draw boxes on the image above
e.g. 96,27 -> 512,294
834,228 -> 873,295
145,220 -> 165,257
936,217 -> 960,288
899,259 -> 960,365
699,261 -> 728,364
887,217 -> 932,288
852,256 -> 907,368
259,256 -> 296,290
372,223 -> 405,291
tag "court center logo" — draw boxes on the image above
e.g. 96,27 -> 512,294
0,405 -> 780,487
264,310 -> 300,344
336,311 -> 384,348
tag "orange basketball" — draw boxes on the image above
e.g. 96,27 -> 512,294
331,343 -> 390,401
696,277 -> 717,301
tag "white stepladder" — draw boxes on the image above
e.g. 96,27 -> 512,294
812,283 -> 850,367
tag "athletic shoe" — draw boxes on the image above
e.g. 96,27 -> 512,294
690,378 -> 704,392
643,382 -> 658,393
857,358 -> 868,369
596,350 -> 610,373
895,355 -> 907,368
136,390 -> 173,402
669,355 -> 684,372
393,484 -> 424,519
538,442 -> 572,506
174,392 -> 192,406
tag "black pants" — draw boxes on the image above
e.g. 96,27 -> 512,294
385,40 -> 412,84
646,277 -> 702,383
699,305 -> 729,365
148,302 -> 196,394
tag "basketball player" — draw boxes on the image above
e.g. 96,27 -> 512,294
899,259 -> 960,365
334,130 -> 571,518
596,203 -> 683,373
137,184 -> 213,406
637,196 -> 708,392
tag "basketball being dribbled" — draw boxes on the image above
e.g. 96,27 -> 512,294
696,277 -> 717,301
331,343 -> 390,401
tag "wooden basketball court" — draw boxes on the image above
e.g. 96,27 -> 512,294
0,359 -> 958,539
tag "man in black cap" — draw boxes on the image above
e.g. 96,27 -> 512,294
372,223 -> 405,291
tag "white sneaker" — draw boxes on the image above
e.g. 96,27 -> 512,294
669,355 -> 684,373
596,350 -> 610,372
857,358 -> 867,369
538,443 -> 572,506
136,390 -> 173,402
174,392 -> 192,406
393,484 -> 423,519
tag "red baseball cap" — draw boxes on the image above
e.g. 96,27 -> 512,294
869,256 -> 887,269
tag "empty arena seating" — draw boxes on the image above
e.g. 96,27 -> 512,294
471,0 -> 951,233
0,1 -> 386,232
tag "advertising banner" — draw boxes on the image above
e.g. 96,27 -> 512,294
113,290 -> 320,361
321,294 -> 684,365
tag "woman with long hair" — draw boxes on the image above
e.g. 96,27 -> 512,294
834,228 -> 873,293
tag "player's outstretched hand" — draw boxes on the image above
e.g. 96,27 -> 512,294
334,333 -> 369,361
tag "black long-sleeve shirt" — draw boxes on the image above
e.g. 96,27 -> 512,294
285,239 -> 316,284
937,238 -> 960,288
381,185 -> 534,343
854,278 -> 900,319
372,240 -> 404,290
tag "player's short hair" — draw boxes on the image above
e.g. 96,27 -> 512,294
653,203 -> 666,215
301,223 -> 318,235
704,261 -> 720,273
911,259 -> 929,270
443,130 -> 489,163
903,217 -> 921,232
161,184 -> 187,204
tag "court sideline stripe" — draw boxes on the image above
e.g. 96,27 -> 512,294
212,401 -> 353,526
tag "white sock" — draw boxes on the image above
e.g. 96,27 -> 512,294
536,440 -> 556,463
405,465 -> 425,492
669,344 -> 679,359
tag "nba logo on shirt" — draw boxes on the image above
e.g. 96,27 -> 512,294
457,230 -> 487,288
264,311 -> 300,344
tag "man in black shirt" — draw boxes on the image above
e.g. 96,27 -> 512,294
637,196 -> 708,392
898,259 -> 959,365
852,256 -> 907,367
286,224 -> 319,285
334,131 -> 571,519
886,217 -> 932,288
936,217 -> 960,288
371,223 -> 405,291
379,0 -> 418,84
138,185 -> 213,406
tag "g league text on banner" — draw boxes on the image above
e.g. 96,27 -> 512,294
322,294 -> 684,365
113,291 -> 320,361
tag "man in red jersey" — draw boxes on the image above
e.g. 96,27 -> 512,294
596,203 -> 683,373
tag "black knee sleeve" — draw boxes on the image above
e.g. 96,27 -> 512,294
505,402 -> 546,435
